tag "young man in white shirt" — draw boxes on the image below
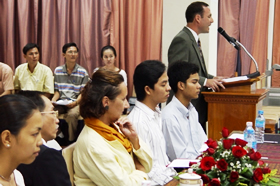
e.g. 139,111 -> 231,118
128,60 -> 176,185
162,61 -> 207,161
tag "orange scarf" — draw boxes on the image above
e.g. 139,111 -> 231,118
85,118 -> 132,153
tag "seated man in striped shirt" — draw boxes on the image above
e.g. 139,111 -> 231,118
128,60 -> 177,185
52,43 -> 89,142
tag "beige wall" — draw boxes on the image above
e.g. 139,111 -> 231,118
162,0 -> 219,76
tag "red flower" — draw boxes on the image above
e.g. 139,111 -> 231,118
258,160 -> 265,166
235,138 -> 248,147
208,178 -> 221,186
223,139 -> 234,149
253,168 -> 263,183
230,171 -> 239,183
217,159 -> 228,171
250,152 -> 261,161
205,139 -> 218,149
222,127 -> 229,138
207,148 -> 215,155
247,148 -> 255,156
262,167 -> 271,174
200,174 -> 210,184
232,146 -> 247,158
189,161 -> 198,166
200,156 -> 216,171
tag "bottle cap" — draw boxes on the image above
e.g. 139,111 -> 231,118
246,121 -> 253,127
258,110 -> 264,115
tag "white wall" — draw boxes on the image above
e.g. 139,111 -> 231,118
162,0 -> 219,76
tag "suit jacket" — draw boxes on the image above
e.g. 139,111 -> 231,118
17,145 -> 71,186
168,27 -> 214,127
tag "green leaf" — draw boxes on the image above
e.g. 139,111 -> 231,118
240,168 -> 253,178
220,172 -> 227,181
207,170 -> 217,179
195,169 -> 204,175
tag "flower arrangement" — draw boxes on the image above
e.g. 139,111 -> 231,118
191,127 -> 279,186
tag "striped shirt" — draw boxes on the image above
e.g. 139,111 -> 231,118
128,101 -> 176,185
54,64 -> 88,100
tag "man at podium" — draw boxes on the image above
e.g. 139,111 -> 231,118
168,1 -> 225,132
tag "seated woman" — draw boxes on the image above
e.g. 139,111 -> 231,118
0,94 -> 43,185
93,45 -> 127,85
73,69 -> 152,186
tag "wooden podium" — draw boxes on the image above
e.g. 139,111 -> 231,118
202,74 -> 268,140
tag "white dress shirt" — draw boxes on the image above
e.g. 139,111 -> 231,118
162,96 -> 207,161
128,101 -> 176,185
42,139 -> 62,150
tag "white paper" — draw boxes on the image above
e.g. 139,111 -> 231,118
54,99 -> 73,105
229,133 -> 244,140
222,76 -> 248,83
167,159 -> 200,168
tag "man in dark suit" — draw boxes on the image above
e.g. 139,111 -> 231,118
168,1 -> 225,132
17,91 -> 71,186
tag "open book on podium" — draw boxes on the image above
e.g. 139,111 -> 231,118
220,73 -> 266,93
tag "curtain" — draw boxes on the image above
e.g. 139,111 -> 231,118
272,0 -> 280,87
110,0 -> 163,97
217,0 -> 240,77
217,0 -> 269,77
249,0 -> 269,75
0,0 -> 111,75
0,0 -> 163,97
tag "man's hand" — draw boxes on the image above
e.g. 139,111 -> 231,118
115,116 -> 140,150
205,78 -> 225,92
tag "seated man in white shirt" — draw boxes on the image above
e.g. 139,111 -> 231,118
128,60 -> 176,185
162,61 -> 207,161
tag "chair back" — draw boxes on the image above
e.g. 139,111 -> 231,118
62,142 -> 76,186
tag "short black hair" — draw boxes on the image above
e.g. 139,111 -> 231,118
18,91 -> 46,112
168,61 -> 199,93
0,94 -> 38,136
101,45 -> 117,58
133,60 -> 166,101
23,43 -> 40,55
62,42 -> 79,53
185,1 -> 209,23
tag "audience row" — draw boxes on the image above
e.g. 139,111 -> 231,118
0,42 -> 127,143
0,59 -> 207,186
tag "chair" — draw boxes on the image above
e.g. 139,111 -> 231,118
62,142 -> 76,186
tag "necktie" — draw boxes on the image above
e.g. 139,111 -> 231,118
197,39 -> 207,74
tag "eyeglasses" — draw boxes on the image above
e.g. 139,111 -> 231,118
41,110 -> 59,118
66,51 -> 78,54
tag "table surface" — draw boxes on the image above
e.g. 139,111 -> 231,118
164,142 -> 280,186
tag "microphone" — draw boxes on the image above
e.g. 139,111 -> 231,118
218,27 -> 240,50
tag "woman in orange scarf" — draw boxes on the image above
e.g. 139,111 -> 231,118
73,69 -> 152,186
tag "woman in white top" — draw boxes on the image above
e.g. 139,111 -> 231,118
0,95 -> 43,186
93,45 -> 127,85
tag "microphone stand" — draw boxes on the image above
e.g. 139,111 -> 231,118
235,40 -> 260,78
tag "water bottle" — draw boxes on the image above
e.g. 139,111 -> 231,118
255,110 -> 265,143
244,121 -> 257,151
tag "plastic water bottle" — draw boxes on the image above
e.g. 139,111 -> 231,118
255,110 -> 265,143
244,121 -> 257,151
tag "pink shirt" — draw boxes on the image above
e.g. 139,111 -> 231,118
0,62 -> 14,95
